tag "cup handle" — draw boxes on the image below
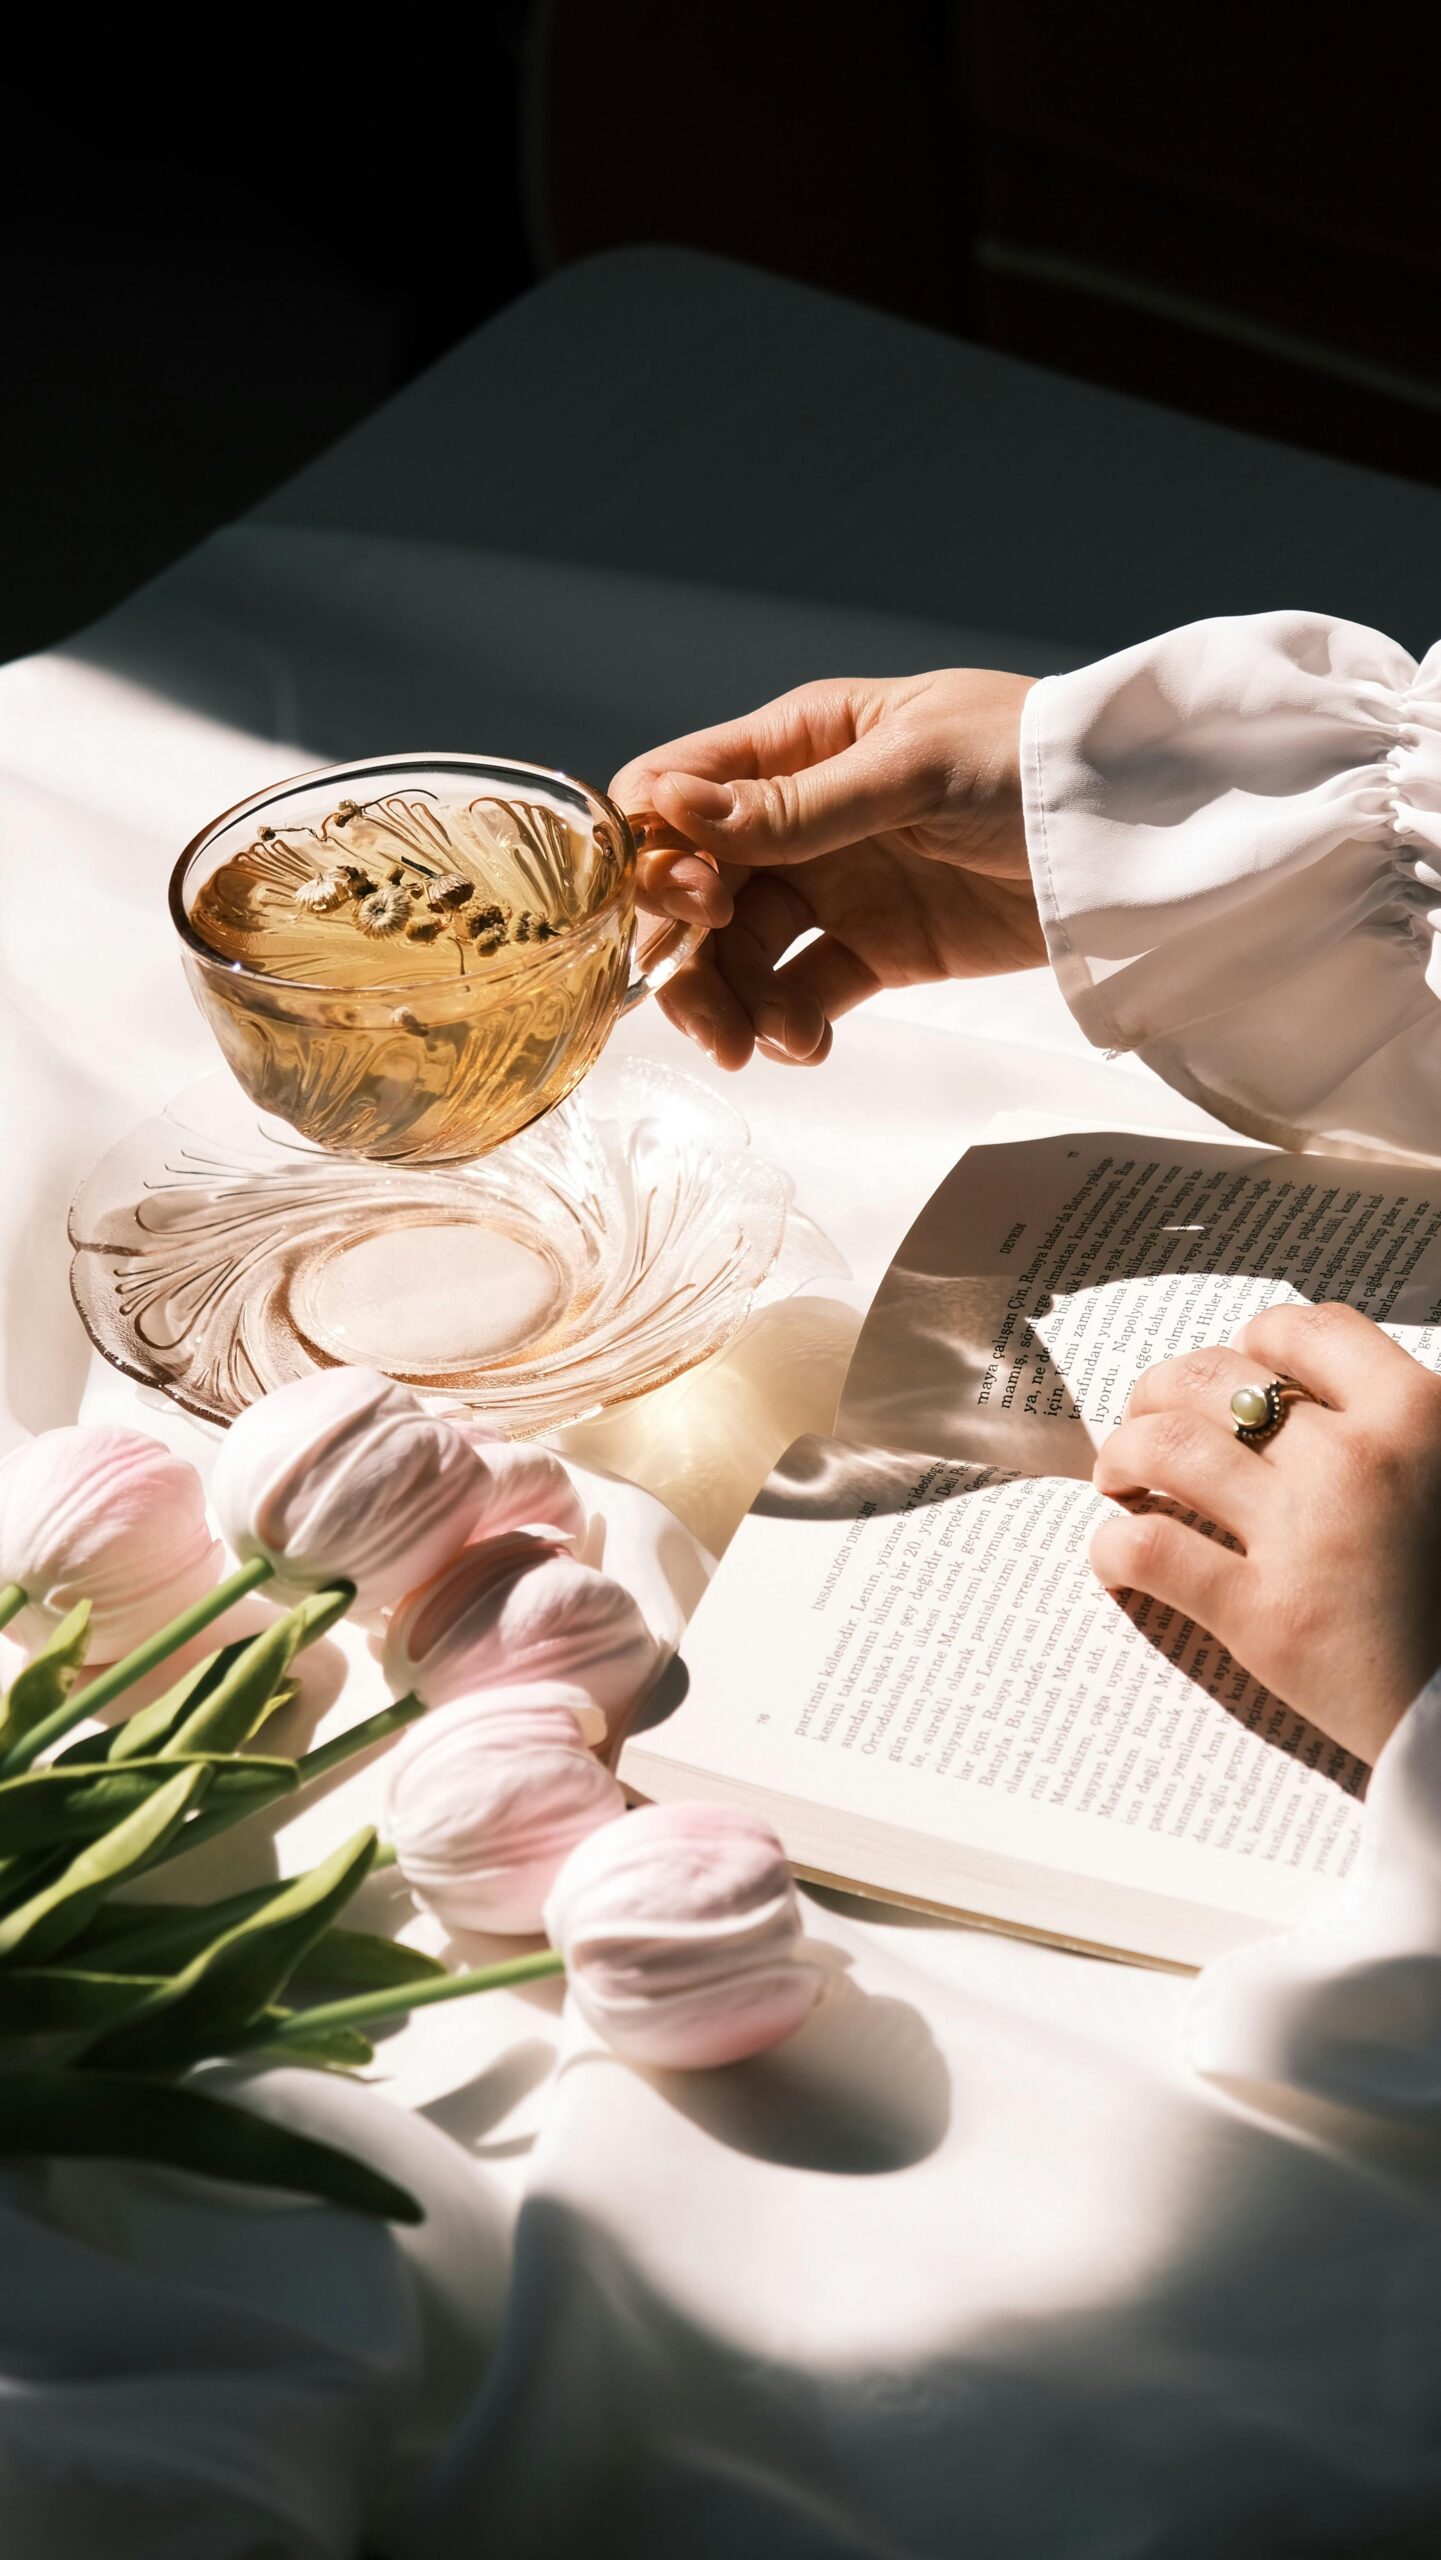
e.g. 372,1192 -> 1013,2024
622,912 -> 709,1014
615,807 -> 711,1013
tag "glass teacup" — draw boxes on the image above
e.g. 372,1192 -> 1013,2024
171,753 -> 701,1164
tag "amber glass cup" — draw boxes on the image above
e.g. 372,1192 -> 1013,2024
171,753 -> 702,1165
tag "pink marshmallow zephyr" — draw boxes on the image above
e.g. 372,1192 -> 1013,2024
382,1534 -> 659,1745
542,1802 -> 824,2069
384,1685 -> 626,1934
0,1426 -> 221,1659
211,1366 -> 500,1629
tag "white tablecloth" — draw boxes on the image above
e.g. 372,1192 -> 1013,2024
7,250 -> 1441,2559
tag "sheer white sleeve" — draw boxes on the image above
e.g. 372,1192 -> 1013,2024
1022,612 -> 1441,1165
1190,1674 -> 1441,2117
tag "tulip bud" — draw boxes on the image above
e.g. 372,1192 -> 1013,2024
384,1684 -> 626,1934
543,1803 -> 823,2069
212,1367 -> 497,1629
0,1426 -> 221,1661
456,1435 -> 586,1549
382,1535 -> 658,1744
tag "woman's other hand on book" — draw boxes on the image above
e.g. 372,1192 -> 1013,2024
610,671 -> 1039,1069
1089,1304 -> 1441,1766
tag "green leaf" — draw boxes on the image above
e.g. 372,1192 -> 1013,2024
0,1764 -> 202,1858
54,1648 -> 298,1772
161,1754 -> 298,1804
0,1603 -> 92,1761
234,2020 -> 376,2070
142,1785 -> 285,1879
60,1880 -> 292,1976
57,1646 -> 233,1768
0,2070 -> 421,2221
0,1851 -> 55,1914
0,1965 -> 374,2067
291,1927 -> 447,1994
153,1588 -> 353,1765
0,1755 -> 295,1861
0,1765 -> 211,1966
65,1897 -> 444,1996
265,1676 -> 300,1725
77,1828 -> 378,2073
0,1967 -> 165,2035
280,1584 -> 358,1650
162,1615 -> 303,1758
56,1583 -> 352,1776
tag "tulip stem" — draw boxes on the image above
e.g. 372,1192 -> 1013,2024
296,1694 -> 427,1786
372,1840 -> 399,1873
146,1686 -> 418,1875
239,1949 -> 566,2047
0,1583 -> 25,1636
1,1556 -> 276,1774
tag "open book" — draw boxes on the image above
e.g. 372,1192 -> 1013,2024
620,1121 -> 1441,1968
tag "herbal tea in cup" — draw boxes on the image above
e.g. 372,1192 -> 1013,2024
172,755 -> 701,1164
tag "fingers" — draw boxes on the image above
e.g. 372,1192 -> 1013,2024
711,875 -> 831,1063
650,723 -> 930,872
1233,1298 -> 1423,1412
660,875 -> 839,1068
607,679 -> 864,828
1093,1411 -> 1265,1542
774,931 -> 883,1026
1089,1503 -> 1245,1633
636,844 -> 734,930
1119,1338 -> 1332,1484
1123,1344 -> 1267,1424
658,946 -> 761,1068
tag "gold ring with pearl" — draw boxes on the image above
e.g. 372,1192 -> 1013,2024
1230,1374 -> 1317,1445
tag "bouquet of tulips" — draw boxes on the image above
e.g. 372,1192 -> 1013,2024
0,1372 -> 821,2223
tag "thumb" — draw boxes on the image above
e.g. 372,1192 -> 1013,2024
651,732 -> 920,867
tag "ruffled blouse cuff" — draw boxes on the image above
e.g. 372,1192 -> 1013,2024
1190,1671 -> 1441,2119
1022,612 -> 1441,1162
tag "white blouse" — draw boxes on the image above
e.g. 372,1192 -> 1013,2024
1024,613 -> 1441,2123
1026,612 -> 1441,1165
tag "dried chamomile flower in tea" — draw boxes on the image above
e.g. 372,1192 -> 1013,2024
181,789 -> 635,1161
188,791 -> 618,987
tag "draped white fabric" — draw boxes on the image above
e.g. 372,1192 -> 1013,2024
7,246 -> 1441,2550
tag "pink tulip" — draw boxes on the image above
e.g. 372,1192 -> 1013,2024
0,1426 -> 220,1661
455,1435 -> 586,1549
382,1534 -> 658,1744
542,1802 -> 823,2069
384,1685 -> 626,1934
212,1367 -> 497,1628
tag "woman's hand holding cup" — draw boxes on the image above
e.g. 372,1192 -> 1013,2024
611,669 -> 1039,1070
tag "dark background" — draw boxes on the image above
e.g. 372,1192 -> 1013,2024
5,3 -> 1435,670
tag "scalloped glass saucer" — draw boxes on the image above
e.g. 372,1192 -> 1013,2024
69,1057 -> 792,1432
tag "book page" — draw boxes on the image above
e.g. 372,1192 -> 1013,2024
625,1126 -> 1441,1963
838,1127 -> 1441,1476
624,1439 -> 1366,1964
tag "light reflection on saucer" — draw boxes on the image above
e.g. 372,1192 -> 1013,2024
69,1057 -> 791,1434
